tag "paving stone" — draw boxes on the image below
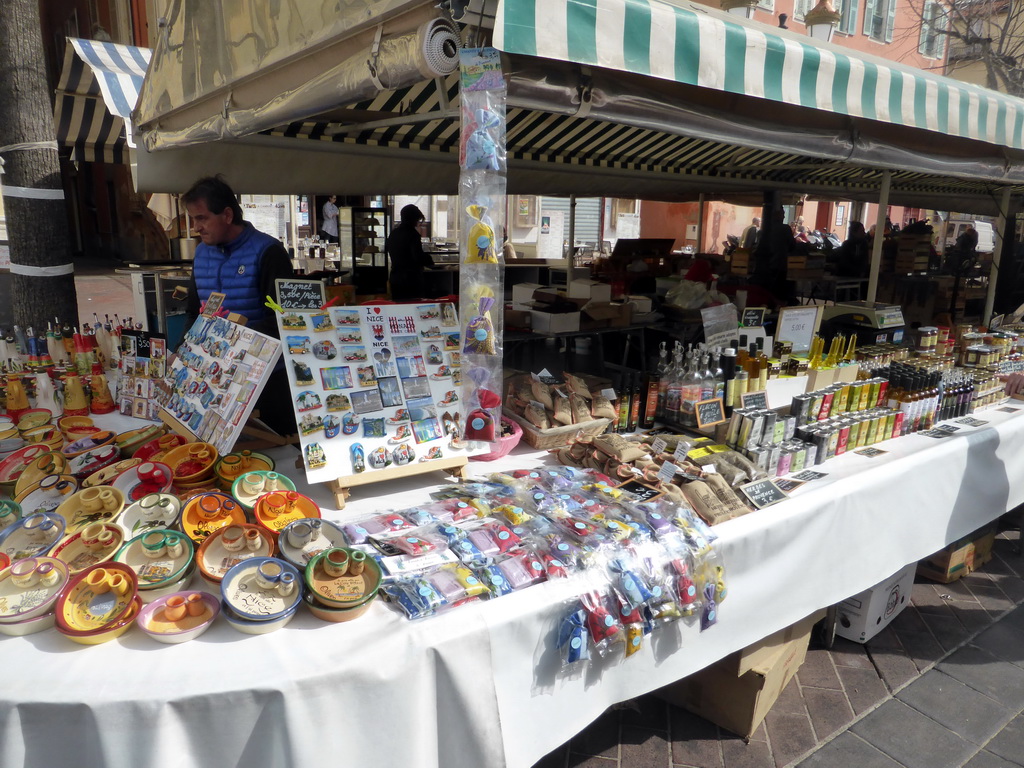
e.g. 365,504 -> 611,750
533,745 -> 569,768
570,711 -> 620,759
920,611 -> 973,650
950,602 -> 1004,634
828,638 -> 874,670
939,645 -> 1024,709
985,713 -> 1024,767
937,577 -> 983,603
864,625 -> 903,652
800,686 -> 855,741
669,707 -> 723,768
912,582 -> 958,615
893,628 -> 947,672
795,732 -> 904,768
836,665 -> 889,715
795,648 -> 841,690
867,647 -> 920,691
966,583 -> 1019,616
769,676 -> 807,716
763,710 -> 816,768
991,547 -> 1024,578
986,573 -> 1024,604
617,695 -> 669,731
896,670 -> 1012,745
850,699 -> 976,768
996,605 -> 1024,632
963,750 -> 1023,768
889,605 -> 929,633
970,621 -> 1024,670
567,755 -> 618,768
619,726 -> 669,768
720,735 -> 774,768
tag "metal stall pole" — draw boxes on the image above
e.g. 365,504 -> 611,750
866,171 -> 892,304
984,187 -> 1013,324
568,194 -> 577,271
696,192 -> 706,254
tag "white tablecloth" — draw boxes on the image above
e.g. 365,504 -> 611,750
3,405 -> 1024,768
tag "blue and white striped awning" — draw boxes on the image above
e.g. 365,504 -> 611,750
494,0 -> 1024,151
54,38 -> 150,164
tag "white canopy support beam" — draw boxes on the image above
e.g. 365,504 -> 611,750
984,186 -> 1013,324
866,170 -> 891,304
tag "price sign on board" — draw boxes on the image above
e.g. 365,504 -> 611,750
695,397 -> 726,427
741,307 -> 767,327
739,478 -> 788,509
275,278 -> 326,310
740,390 -> 769,410
616,479 -> 663,502
776,305 -> 822,354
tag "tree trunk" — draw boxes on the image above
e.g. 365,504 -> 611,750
0,0 -> 78,334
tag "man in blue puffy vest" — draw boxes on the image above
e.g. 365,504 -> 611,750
183,176 -> 296,435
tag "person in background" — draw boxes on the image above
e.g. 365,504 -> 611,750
321,194 -> 339,244
752,207 -> 795,302
502,227 -> 517,260
835,220 -> 870,278
740,216 -> 761,250
386,204 -> 434,301
183,175 -> 295,435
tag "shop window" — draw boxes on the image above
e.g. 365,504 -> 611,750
757,0 -> 774,11
919,1 -> 947,58
863,0 -> 896,41
837,0 -> 860,34
793,0 -> 815,20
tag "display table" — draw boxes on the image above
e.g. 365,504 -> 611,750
3,405 -> 1024,768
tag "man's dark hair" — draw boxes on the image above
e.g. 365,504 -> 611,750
182,175 -> 244,225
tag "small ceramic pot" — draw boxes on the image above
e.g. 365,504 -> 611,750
163,594 -> 187,622
323,548 -> 349,577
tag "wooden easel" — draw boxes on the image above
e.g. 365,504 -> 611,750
294,454 -> 469,509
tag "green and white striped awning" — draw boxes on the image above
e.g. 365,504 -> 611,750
494,0 -> 1024,151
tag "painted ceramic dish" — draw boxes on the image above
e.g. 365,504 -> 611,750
252,491 -> 321,538
13,451 -> 68,497
67,444 -> 122,479
54,561 -> 138,633
0,437 -> 26,456
230,470 -> 296,512
83,457 -> 143,488
133,434 -> 188,463
111,461 -> 174,503
220,556 -> 302,622
0,424 -> 19,442
220,599 -> 298,635
302,588 -> 376,623
50,522 -> 125,575
57,415 -> 95,436
304,547 -> 382,610
0,444 -> 53,495
163,442 -> 219,484
65,425 -> 104,442
114,528 -> 194,591
114,425 -> 166,457
16,409 -> 53,432
214,451 -> 275,490
0,500 -> 22,533
277,519 -> 348,569
0,553 -> 8,571
0,512 -> 66,560
137,591 -> 219,643
63,431 -> 116,458
118,493 -> 182,538
195,524 -> 274,584
180,493 -> 246,544
15,475 -> 80,517
57,595 -> 141,645
54,486 -> 126,534
0,556 -> 70,622
0,610 -> 55,636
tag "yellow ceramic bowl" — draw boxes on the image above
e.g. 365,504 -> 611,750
54,486 -> 126,534
253,491 -> 321,538
55,561 -> 138,633
214,450 -> 275,490
163,442 -> 219,485
114,425 -> 166,457
50,522 -> 125,575
13,451 -> 69,498
180,493 -> 247,544
21,425 -> 62,447
58,595 -> 141,645
17,410 -> 53,433
83,458 -> 142,488
57,416 -> 95,436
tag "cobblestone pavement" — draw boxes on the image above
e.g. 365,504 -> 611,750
534,527 -> 1024,768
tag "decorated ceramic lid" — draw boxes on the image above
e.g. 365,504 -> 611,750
196,524 -> 274,583
221,556 -> 302,621
14,451 -> 69,496
67,445 -> 121,479
0,499 -> 22,532
0,556 -> 70,623
114,529 -> 194,589
54,486 -> 126,535
0,512 -> 66,561
0,444 -> 53,488
253,491 -> 321,535
277,519 -> 347,568
15,475 -> 80,517
118,493 -> 181,538
50,522 -> 125,575
55,561 -> 138,633
134,434 -> 188,463
180,493 -> 246,543
82,457 -> 143,488
230,470 -> 296,512
304,548 -> 382,609
111,462 -> 173,503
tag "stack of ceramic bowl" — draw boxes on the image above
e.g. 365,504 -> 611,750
17,409 -> 53,434
163,442 -> 219,491
63,430 -> 116,458
0,556 -> 70,636
230,470 -> 295,513
0,420 -> 26,460
118,493 -> 181,538
302,547 -> 382,622
21,424 -> 62,452
57,415 -> 98,442
111,461 -> 174,504
54,486 -> 125,534
220,556 -> 302,634
277,518 -> 348,569
67,444 -> 122,480
195,523 -> 274,585
13,451 -> 68,499
214,450 -> 275,492
50,521 -> 126,575
114,425 -> 166,457
0,511 -> 66,561
54,561 -> 140,644
136,590 -> 219,643
82,457 -> 142,488
252,490 -> 321,542
133,434 -> 188,463
0,445 -> 53,497
180,492 -> 246,545
114,529 -> 195,602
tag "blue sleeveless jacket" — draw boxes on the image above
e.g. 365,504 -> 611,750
193,223 -> 277,327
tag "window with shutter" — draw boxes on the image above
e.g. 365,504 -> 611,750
885,0 -> 897,42
838,0 -> 860,34
863,0 -> 876,35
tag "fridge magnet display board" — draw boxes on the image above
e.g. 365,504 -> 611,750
159,316 -> 282,453
276,301 -> 475,495
117,329 -> 167,422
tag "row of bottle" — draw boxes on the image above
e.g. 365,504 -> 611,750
885,364 -> 975,435
611,372 -> 660,433
653,342 -> 727,427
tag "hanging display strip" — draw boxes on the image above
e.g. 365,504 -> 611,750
276,300 -> 479,486
159,317 -> 282,453
116,329 -> 167,422
458,48 -> 507,444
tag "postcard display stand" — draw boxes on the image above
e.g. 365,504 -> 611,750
159,316 -> 283,453
277,301 -> 473,506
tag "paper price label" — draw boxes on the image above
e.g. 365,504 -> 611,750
657,462 -> 678,483
651,438 -> 668,455
601,388 -> 617,400
673,442 -> 690,461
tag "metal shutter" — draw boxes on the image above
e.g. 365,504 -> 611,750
539,197 -> 603,246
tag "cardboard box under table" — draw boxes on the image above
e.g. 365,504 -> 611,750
917,522 -> 998,584
655,610 -> 823,738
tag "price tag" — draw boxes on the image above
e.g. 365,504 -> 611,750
738,478 -> 788,509
616,479 -> 663,502
854,447 -> 888,457
792,469 -> 828,481
741,307 -> 767,327
775,478 -> 806,493
673,442 -> 690,461
651,437 -> 668,455
657,462 -> 679,483
955,417 -> 988,426
740,390 -> 769,410
275,278 -> 326,309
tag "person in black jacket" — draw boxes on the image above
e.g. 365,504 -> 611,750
386,204 -> 433,301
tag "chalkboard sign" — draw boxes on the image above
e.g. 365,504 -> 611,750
695,397 -> 726,427
616,479 -> 664,502
739,478 -> 788,509
740,390 -> 769,410
275,278 -> 326,310
741,307 -> 767,327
